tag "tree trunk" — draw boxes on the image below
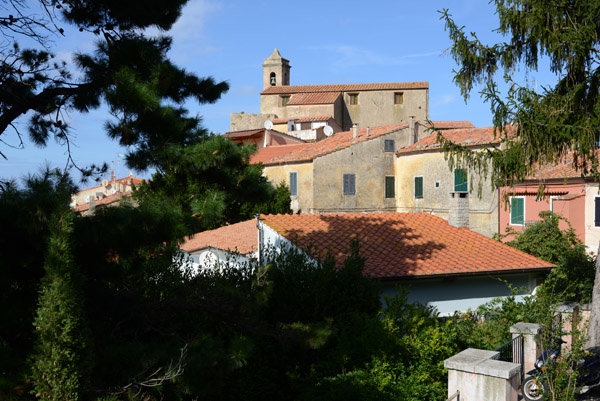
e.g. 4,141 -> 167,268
586,242 -> 600,348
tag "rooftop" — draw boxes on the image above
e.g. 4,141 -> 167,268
181,219 -> 258,255
261,212 -> 553,279
286,92 -> 341,105
397,126 -> 508,155
261,82 -> 428,95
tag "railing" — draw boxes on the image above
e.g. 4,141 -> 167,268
446,390 -> 459,401
495,335 -> 524,381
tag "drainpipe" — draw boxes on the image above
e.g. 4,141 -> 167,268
409,116 -> 416,145
256,214 -> 263,265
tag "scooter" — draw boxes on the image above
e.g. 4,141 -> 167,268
522,338 -> 600,401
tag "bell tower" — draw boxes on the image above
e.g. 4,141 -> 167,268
263,48 -> 291,90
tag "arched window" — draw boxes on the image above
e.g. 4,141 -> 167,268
270,72 -> 276,86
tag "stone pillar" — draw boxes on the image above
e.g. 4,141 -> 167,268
444,348 -> 520,401
449,192 -> 469,228
556,302 -> 579,352
510,322 -> 541,375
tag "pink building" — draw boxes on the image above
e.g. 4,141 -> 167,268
499,154 -> 599,251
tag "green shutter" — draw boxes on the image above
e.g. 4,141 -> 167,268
385,177 -> 395,198
414,176 -> 423,199
511,197 -> 524,225
454,168 -> 468,192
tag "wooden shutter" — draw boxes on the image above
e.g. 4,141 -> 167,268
414,176 -> 423,199
454,169 -> 468,192
385,177 -> 395,198
595,197 -> 600,227
511,197 -> 524,225
289,172 -> 297,196
343,174 -> 355,195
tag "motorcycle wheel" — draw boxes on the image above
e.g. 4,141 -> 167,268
522,376 -> 547,401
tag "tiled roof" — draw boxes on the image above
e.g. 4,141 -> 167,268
223,129 -> 265,139
428,121 -> 475,129
255,123 -> 409,165
272,115 -> 333,124
287,92 -> 341,105
73,192 -> 132,212
527,151 -> 600,180
397,127 -> 508,155
181,219 -> 258,254
261,212 -> 553,279
261,82 -> 429,95
250,143 -> 312,164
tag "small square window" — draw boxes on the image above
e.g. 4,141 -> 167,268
414,176 -> 423,199
348,93 -> 358,105
394,92 -> 404,105
289,172 -> 297,196
385,176 -> 395,198
343,173 -> 356,195
384,139 -> 395,152
281,96 -> 290,107
435,182 -> 440,188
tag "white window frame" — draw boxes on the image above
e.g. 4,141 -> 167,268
510,196 -> 526,226
550,195 -> 559,213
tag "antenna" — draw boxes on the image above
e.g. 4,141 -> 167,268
264,120 -> 273,130
323,125 -> 334,136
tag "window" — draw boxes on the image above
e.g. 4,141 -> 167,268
510,197 -> 525,225
394,92 -> 404,105
384,139 -> 395,152
281,96 -> 290,107
348,93 -> 358,105
454,168 -> 468,192
289,172 -> 297,196
595,196 -> 600,227
343,174 -> 356,195
385,176 -> 395,198
270,72 -> 276,86
414,176 -> 423,199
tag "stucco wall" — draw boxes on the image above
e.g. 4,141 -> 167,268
311,128 -> 414,212
381,273 -> 542,316
498,182 -> 586,245
395,152 -> 499,237
230,113 -> 277,132
263,162 -> 313,213
586,183 -> 600,251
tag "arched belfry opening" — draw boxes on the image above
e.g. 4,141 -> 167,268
270,72 -> 276,86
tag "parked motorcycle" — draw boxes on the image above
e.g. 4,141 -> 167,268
522,338 -> 600,401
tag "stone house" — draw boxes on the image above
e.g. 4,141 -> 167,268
499,152 -> 600,252
70,171 -> 144,215
251,121 -> 431,213
395,126 -> 507,238
230,49 -> 429,132
181,212 -> 553,315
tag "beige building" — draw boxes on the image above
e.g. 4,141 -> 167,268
395,126 -> 503,237
231,49 -> 429,132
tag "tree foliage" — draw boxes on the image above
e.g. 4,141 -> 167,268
439,1 -> 600,187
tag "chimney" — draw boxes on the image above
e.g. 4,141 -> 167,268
366,127 -> 370,137
448,192 -> 469,228
264,129 -> 271,147
89,197 -> 96,214
409,116 -> 416,145
352,124 -> 359,139
110,169 -> 115,185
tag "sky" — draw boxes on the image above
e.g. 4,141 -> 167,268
1,0 -> 558,185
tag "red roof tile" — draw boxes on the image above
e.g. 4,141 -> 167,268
397,126 -> 510,155
181,220 -> 258,254
255,123 -> 409,165
271,115 -> 334,124
260,212 -> 553,279
526,151 -> 600,180
250,143 -> 312,164
261,82 -> 429,95
428,121 -> 475,129
73,192 -> 132,212
287,92 -> 340,105
223,129 -> 265,139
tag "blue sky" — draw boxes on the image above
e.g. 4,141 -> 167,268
1,0 -> 557,184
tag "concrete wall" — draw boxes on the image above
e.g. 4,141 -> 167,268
263,162 -> 313,213
311,128 -> 414,212
498,182 -> 586,244
230,113 -> 277,131
380,272 -> 541,316
395,152 -> 499,237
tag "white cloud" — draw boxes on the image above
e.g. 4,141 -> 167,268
433,94 -> 456,106
169,0 -> 222,42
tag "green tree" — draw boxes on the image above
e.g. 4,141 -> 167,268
31,210 -> 93,401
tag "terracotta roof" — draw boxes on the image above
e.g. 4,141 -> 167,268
397,127 -> 508,155
261,212 -> 553,279
223,129 -> 265,139
527,151 -> 597,180
261,82 -> 429,95
73,192 -> 132,212
250,143 -> 312,164
428,121 -> 475,129
255,123 -> 409,165
287,92 -> 340,105
181,219 -> 258,254
271,115 -> 333,124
